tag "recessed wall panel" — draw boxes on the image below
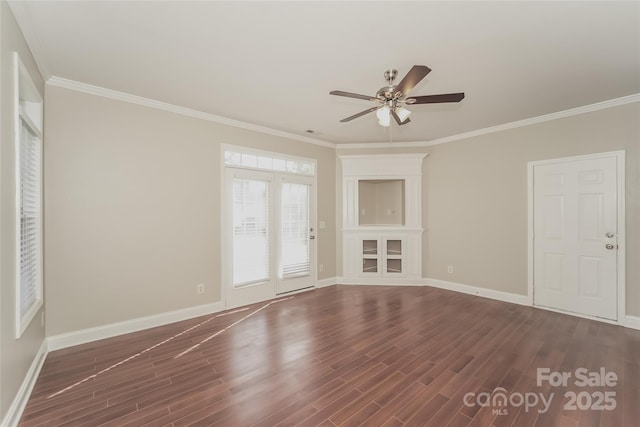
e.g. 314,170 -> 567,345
578,194 -> 603,241
578,169 -> 604,185
579,256 -> 601,298
543,195 -> 564,240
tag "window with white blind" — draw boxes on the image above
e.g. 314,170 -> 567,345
281,182 -> 310,278
223,145 -> 316,306
232,178 -> 270,287
14,53 -> 43,338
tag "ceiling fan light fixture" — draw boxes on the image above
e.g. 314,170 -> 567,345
396,106 -> 411,122
376,105 -> 391,127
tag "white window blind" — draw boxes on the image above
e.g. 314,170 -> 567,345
232,178 -> 270,286
281,182 -> 310,277
14,53 -> 43,338
19,119 -> 41,318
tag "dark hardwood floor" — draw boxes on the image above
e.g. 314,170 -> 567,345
19,285 -> 640,426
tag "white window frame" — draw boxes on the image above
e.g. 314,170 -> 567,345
221,144 -> 317,307
14,53 -> 44,338
224,146 -> 315,176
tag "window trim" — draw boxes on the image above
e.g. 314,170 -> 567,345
14,53 -> 43,338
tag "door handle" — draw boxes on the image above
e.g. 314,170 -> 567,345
310,235 -> 315,240
605,243 -> 616,250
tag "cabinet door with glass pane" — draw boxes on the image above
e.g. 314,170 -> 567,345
384,238 -> 405,277
361,239 -> 380,276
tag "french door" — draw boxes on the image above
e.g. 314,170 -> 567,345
225,168 -> 315,308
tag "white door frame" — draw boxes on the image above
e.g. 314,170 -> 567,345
527,150 -> 626,323
220,144 -> 318,309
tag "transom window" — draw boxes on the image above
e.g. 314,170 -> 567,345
224,149 -> 315,176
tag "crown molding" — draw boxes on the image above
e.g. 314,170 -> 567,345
337,93 -> 640,150
7,0 -> 52,80
46,76 -> 336,149
44,75 -> 639,151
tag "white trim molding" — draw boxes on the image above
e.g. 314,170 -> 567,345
315,277 -> 338,288
623,315 -> 640,331
45,77 -> 639,152
338,94 -> 640,149
425,278 -> 531,306
47,301 -> 224,351
1,340 -> 48,427
46,76 -> 335,149
338,277 -> 425,286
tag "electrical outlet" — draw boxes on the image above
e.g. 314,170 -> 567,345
447,266 -> 453,274
319,264 -> 324,272
197,283 -> 205,294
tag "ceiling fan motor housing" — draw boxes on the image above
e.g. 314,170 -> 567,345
377,85 -> 398,101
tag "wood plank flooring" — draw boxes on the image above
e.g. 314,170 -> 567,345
19,285 -> 640,426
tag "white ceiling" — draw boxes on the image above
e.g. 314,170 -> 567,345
12,1 -> 640,145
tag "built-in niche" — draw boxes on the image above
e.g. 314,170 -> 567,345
358,180 -> 405,226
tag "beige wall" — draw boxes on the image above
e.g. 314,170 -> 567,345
358,181 -> 376,224
44,85 -> 336,336
358,180 -> 405,225
375,180 -> 404,225
0,2 -> 46,419
337,103 -> 640,316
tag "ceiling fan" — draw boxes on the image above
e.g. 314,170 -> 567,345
330,65 -> 465,127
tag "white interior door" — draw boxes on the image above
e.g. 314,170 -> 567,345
533,154 -> 619,320
225,169 -> 315,308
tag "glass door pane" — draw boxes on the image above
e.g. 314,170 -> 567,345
232,178 -> 270,286
280,182 -> 310,278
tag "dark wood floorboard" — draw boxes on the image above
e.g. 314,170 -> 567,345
19,285 -> 640,426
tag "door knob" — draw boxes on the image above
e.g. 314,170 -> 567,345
605,232 -> 615,238
310,235 -> 315,240
605,243 -> 616,250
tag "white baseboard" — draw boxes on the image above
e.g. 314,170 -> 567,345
1,339 -> 48,427
424,278 -> 531,306
47,301 -> 225,351
335,277 -> 530,304
315,277 -> 338,288
336,276 -> 425,286
623,315 -> 640,330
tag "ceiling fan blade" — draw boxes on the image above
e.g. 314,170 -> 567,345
406,93 -> 465,104
391,109 -> 410,126
394,65 -> 431,97
330,90 -> 378,102
339,106 -> 379,122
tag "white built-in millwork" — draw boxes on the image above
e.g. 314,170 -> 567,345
340,154 -> 426,284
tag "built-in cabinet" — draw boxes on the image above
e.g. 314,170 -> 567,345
340,154 -> 427,284
361,237 -> 404,276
